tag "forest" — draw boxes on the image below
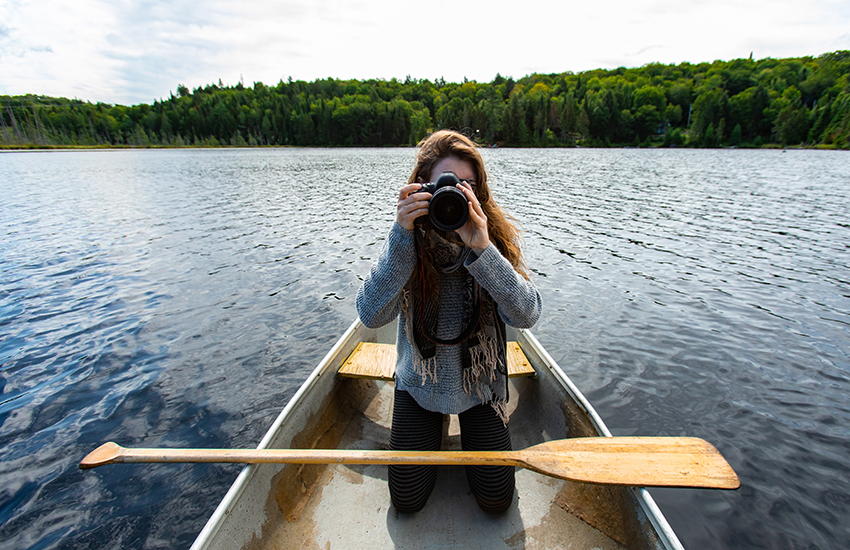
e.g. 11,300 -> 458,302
2,51 -> 849,149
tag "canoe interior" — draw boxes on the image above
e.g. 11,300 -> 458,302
192,320 -> 678,550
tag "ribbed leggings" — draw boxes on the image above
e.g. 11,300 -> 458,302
388,388 -> 515,514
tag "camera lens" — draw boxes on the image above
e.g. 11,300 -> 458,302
429,186 -> 468,231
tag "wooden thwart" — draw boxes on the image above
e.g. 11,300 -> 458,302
338,342 -> 397,380
506,341 -> 535,377
337,341 -> 536,380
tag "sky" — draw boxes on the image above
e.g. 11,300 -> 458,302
1,0 -> 849,106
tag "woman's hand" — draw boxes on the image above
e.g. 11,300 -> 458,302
455,181 -> 490,253
396,183 -> 430,230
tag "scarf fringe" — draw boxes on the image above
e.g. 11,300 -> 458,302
402,288 -> 439,385
415,356 -> 438,385
463,333 -> 501,397
491,398 -> 509,425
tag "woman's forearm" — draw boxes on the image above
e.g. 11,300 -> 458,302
356,223 -> 417,328
466,244 -> 542,329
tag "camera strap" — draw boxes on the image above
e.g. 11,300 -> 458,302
415,230 -> 482,346
421,279 -> 481,346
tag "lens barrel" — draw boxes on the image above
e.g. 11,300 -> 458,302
429,186 -> 469,231
424,171 -> 469,231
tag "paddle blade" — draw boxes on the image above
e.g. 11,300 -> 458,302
521,437 -> 740,489
80,442 -> 125,469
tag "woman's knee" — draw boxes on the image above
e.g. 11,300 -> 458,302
465,464 -> 516,513
389,464 -> 438,513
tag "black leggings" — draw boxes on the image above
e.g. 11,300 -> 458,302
388,388 -> 515,514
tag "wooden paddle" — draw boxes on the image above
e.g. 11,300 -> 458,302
80,436 -> 740,489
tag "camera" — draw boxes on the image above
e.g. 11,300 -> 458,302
414,171 -> 470,231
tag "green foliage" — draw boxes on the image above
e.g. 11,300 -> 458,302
730,123 -> 743,146
2,51 -> 849,149
772,87 -> 810,145
663,127 -> 685,147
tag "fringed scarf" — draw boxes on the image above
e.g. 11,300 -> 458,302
401,228 -> 510,423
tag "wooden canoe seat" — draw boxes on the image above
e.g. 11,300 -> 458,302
338,341 -> 535,380
337,342 -> 398,380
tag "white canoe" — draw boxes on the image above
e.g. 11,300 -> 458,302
190,319 -> 683,550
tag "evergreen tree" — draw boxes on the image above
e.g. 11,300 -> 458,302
3,51 -> 848,149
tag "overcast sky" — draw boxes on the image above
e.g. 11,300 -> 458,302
1,0 -> 849,106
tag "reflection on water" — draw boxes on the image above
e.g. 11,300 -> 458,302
1,148 -> 848,549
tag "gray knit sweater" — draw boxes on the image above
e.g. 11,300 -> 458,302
356,222 -> 542,414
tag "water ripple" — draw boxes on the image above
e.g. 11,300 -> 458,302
0,148 -> 848,549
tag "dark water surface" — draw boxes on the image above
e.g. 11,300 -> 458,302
1,148 -> 848,549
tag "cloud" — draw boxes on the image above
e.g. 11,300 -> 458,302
1,0 -> 849,104
0,18 -> 49,60
825,33 -> 850,50
624,45 -> 666,58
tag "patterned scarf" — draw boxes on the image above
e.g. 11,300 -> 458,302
401,228 -> 509,422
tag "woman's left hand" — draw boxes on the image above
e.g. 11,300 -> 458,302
455,181 -> 490,253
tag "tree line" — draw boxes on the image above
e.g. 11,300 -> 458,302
2,51 -> 849,149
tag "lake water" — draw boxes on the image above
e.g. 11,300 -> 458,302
1,147 -> 848,549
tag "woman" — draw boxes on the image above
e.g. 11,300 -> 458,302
356,130 -> 541,514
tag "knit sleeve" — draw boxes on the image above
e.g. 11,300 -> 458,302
356,222 -> 417,329
465,243 -> 542,329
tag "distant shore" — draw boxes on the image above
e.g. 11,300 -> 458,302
3,51 -> 848,150
2,142 -> 845,152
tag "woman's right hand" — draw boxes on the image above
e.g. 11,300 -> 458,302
396,183 -> 431,230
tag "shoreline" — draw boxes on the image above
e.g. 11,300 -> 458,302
1,143 -> 846,152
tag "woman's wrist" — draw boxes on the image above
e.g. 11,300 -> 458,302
393,220 -> 414,234
470,241 -> 491,256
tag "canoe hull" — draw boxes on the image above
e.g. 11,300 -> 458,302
191,319 -> 682,550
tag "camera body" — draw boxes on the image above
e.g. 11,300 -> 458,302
414,171 -> 469,231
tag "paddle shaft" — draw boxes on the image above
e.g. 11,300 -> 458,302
84,444 -> 521,468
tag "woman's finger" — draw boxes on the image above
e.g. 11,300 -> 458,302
400,194 -> 430,211
399,200 -> 428,216
457,184 -> 483,215
396,190 -> 430,229
398,183 -> 423,200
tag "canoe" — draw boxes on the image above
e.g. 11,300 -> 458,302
189,318 -> 684,550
